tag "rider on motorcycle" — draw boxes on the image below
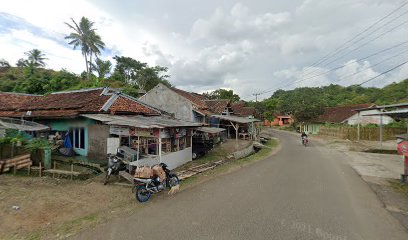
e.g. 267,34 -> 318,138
301,132 -> 308,143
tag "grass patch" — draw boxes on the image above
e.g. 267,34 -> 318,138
57,213 -> 99,237
389,180 -> 408,198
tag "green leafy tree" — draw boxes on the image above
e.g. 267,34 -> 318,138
112,56 -> 146,84
203,89 -> 240,102
16,58 -> 27,67
92,58 -> 112,84
137,66 -> 170,91
0,59 -> 10,69
112,56 -> 170,91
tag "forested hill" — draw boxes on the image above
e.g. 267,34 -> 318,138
259,79 -> 408,121
0,64 -> 171,97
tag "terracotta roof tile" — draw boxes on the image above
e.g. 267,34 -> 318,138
0,93 -> 42,110
109,96 -> 158,115
205,100 -> 230,114
170,87 -> 208,108
231,102 -> 256,117
0,88 -> 160,118
317,104 -> 373,123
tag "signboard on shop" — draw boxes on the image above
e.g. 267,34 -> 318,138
130,127 -> 153,137
110,126 -> 130,136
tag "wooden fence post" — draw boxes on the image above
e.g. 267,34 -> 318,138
53,161 -> 56,178
70,164 -> 73,181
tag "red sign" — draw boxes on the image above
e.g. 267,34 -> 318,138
397,141 -> 408,157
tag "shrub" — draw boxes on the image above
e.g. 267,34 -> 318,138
25,138 -> 51,152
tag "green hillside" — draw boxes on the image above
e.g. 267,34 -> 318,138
257,79 -> 408,121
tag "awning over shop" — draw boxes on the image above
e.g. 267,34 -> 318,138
0,117 -> 49,131
81,114 -> 202,129
196,127 -> 226,134
211,115 -> 261,123
211,115 -> 261,141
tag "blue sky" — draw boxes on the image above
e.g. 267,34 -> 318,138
0,0 -> 407,100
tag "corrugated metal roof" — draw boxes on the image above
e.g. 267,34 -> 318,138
196,127 -> 226,134
0,117 -> 49,131
355,103 -> 408,111
211,115 -> 261,123
81,114 -> 202,128
362,109 -> 408,118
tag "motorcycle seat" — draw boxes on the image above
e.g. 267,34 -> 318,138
134,178 -> 153,184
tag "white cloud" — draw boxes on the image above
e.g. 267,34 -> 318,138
334,60 -> 381,86
273,66 -> 331,88
0,0 -> 407,99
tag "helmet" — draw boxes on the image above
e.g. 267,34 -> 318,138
159,163 -> 168,168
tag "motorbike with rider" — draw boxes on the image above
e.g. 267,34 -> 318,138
301,132 -> 309,146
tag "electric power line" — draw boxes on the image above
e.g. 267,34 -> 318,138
333,48 -> 408,83
317,18 -> 408,69
246,49 -> 408,101
357,59 -> 408,86
284,40 -> 408,86
302,1 -> 408,76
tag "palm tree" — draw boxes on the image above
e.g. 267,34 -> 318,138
88,31 -> 105,71
25,49 -> 47,68
65,17 -> 105,79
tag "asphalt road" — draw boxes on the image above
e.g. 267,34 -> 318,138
73,130 -> 408,240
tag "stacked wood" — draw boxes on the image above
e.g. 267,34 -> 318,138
0,154 -> 32,174
177,160 -> 226,180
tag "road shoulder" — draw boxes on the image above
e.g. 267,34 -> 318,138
314,135 -> 408,231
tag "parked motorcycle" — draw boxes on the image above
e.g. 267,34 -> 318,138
302,136 -> 309,147
134,163 -> 180,203
104,154 -> 127,185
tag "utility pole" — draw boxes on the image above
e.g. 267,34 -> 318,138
253,93 -> 260,103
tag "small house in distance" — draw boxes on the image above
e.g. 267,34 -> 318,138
231,101 -> 257,118
301,103 -> 394,134
271,114 -> 294,127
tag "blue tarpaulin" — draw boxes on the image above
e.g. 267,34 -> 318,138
63,134 -> 72,148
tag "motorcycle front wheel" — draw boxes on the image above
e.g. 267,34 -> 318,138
103,168 -> 112,185
167,176 -> 180,188
136,186 -> 151,203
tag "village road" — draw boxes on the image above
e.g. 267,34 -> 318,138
73,130 -> 408,240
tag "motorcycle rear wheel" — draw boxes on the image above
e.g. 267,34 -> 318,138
136,186 -> 151,203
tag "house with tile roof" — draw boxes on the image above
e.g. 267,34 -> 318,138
231,101 -> 257,118
302,103 -> 394,134
0,88 -> 200,168
140,83 -> 233,124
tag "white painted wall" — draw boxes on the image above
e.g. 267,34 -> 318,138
130,147 -> 192,170
345,109 -> 394,125
161,147 -> 193,170
140,84 -> 194,122
107,138 -> 120,154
